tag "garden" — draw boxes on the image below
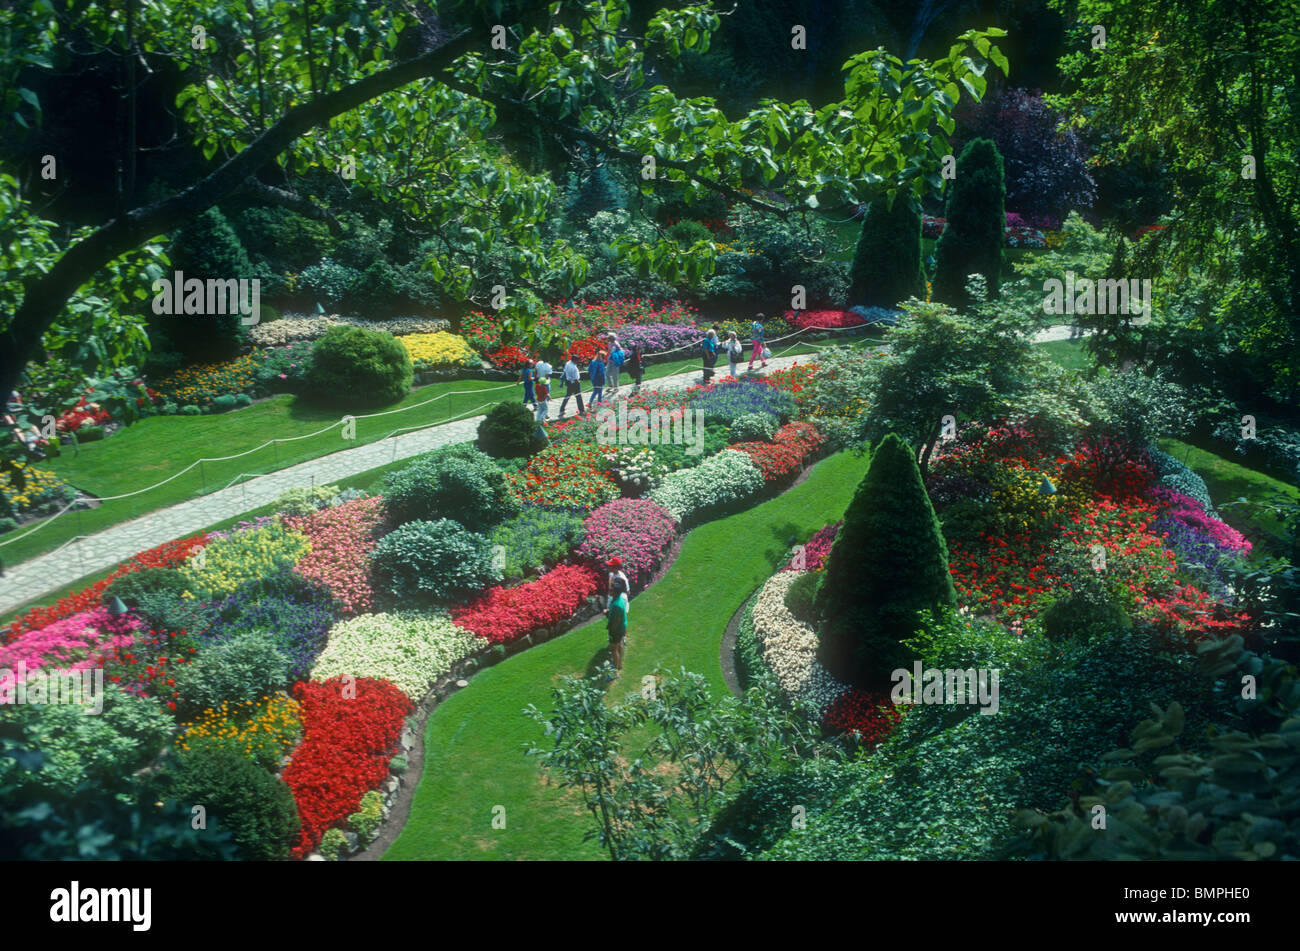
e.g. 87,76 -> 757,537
2,0 -> 1299,880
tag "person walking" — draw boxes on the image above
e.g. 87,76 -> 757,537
747,313 -> 767,370
725,332 -> 743,377
701,327 -> 718,383
628,344 -> 645,392
558,352 -> 586,417
607,341 -> 625,398
520,358 -> 537,408
533,356 -> 553,423
606,590 -> 629,676
589,351 -> 607,405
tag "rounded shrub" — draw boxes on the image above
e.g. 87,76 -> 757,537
165,748 -> 300,861
783,571 -> 823,625
730,412 -> 779,443
477,401 -> 546,459
1040,589 -> 1131,643
380,444 -> 519,529
179,404 -> 202,416
212,394 -> 239,413
173,630 -> 293,717
102,567 -> 191,609
305,324 -> 412,408
370,518 -> 502,606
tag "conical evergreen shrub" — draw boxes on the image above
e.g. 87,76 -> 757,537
849,193 -> 925,308
932,138 -> 1005,309
815,433 -> 957,687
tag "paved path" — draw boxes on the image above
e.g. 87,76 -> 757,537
0,326 -> 1084,615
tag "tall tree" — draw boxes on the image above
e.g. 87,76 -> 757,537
932,136 -> 1006,307
848,192 -> 925,308
816,432 -> 957,687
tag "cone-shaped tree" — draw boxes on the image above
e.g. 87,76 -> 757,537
932,137 -> 1005,309
849,193 -> 925,308
815,433 -> 957,687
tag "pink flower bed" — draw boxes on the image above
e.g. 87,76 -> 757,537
451,563 -> 602,645
575,499 -> 677,587
285,497 -> 388,615
783,521 -> 841,572
1152,487 -> 1251,553
785,310 -> 866,331
0,607 -> 140,678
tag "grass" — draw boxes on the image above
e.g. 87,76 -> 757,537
1158,438 -> 1298,555
382,449 -> 872,861
1037,337 -> 1094,374
0,331 -> 872,572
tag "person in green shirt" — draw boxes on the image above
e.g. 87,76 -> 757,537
606,591 -> 629,675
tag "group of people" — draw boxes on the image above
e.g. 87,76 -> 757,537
3,390 -> 48,460
700,314 -> 769,383
520,336 -> 646,422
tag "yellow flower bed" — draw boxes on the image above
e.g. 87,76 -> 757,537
154,353 -> 261,405
177,693 -> 303,769
1,463 -> 73,515
399,331 -> 481,370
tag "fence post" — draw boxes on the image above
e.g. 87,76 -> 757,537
273,439 -> 280,467
200,459 -> 207,494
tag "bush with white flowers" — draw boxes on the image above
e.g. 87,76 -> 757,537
750,570 -> 847,712
602,445 -> 669,492
250,314 -> 451,348
648,449 -> 765,525
310,611 -> 486,700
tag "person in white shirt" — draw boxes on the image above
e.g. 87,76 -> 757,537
558,353 -> 586,416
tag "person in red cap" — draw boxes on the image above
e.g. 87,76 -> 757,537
605,557 -> 630,610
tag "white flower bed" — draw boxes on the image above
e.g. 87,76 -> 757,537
648,449 -> 765,523
310,610 -> 485,700
249,314 -> 452,347
750,570 -> 848,712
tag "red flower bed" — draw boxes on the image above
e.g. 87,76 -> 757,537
783,309 -> 865,331
733,440 -> 806,484
56,397 -> 113,433
822,688 -> 902,746
773,421 -> 824,456
451,562 -> 602,645
486,345 -> 535,371
766,362 -> 819,405
282,676 -> 413,858
6,534 -> 210,642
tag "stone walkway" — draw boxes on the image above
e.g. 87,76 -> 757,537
0,325 -> 1084,615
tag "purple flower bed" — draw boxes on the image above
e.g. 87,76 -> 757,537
1152,487 -> 1251,554
203,580 -> 340,681
1152,515 -> 1240,599
576,498 -> 678,588
611,322 -> 702,355
688,377 -> 797,423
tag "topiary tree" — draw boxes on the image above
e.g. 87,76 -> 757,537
476,401 -> 547,459
815,433 -> 957,687
380,443 -> 519,529
849,194 -> 925,308
932,138 -> 1006,309
305,324 -> 412,408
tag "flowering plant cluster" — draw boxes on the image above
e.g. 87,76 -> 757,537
56,396 -> 114,433
285,496 -> 387,615
649,449 -> 766,524
576,499 -> 677,586
7,534 -> 209,641
783,309 -> 866,331
749,570 -> 848,712
248,315 -> 451,347
0,607 -> 139,677
783,521 -> 841,572
506,442 -> 621,510
686,377 -> 797,423
153,353 -> 265,405
451,563 -> 602,645
611,322 -> 701,354
732,439 -> 806,485
179,518 -> 311,600
176,694 -> 303,771
485,344 -> 535,371
283,676 -> 413,858
400,332 -> 482,371
766,362 -> 818,407
310,611 -> 485,700
0,462 -> 74,516
462,299 -> 699,352
601,445 -> 669,492
100,623 -> 197,705
821,688 -> 902,746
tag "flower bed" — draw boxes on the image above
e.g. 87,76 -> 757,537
176,694 -> 303,771
310,611 -> 485,701
506,443 -> 621,510
1,463 -> 75,516
400,331 -> 482,371
611,322 -> 701,354
782,521 -> 840,572
6,534 -> 210,641
461,299 -> 699,352
750,570 -> 847,711
784,309 -> 865,331
575,499 -> 677,586
821,688 -> 902,746
648,449 -> 765,524
0,607 -> 139,677
285,496 -> 387,616
686,377 -> 797,423
179,518 -> 311,601
485,345 -> 536,371
451,562 -> 602,645
282,676 -> 413,858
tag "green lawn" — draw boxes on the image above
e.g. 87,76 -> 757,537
1,332 -> 871,572
1158,438 -> 1299,555
1037,337 -> 1094,373
382,449 -> 872,861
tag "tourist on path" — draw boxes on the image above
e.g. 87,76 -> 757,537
559,353 -> 586,417
701,327 -> 718,383
533,357 -> 553,423
589,351 -> 607,405
725,332 -> 743,378
747,313 -> 768,370
627,345 -> 645,392
520,358 -> 537,408
607,341 -> 625,397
